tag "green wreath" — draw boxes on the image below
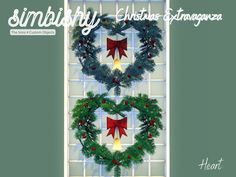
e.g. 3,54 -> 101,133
71,92 -> 163,177
72,9 -> 163,95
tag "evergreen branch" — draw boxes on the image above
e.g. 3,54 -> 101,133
72,92 -> 162,176
78,58 -> 84,68
78,138 -> 84,147
72,8 -> 163,95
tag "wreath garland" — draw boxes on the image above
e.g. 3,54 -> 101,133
72,9 -> 163,95
71,92 -> 163,177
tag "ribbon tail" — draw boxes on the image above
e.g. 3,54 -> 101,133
107,48 -> 116,59
118,48 -> 127,59
107,128 -> 115,138
118,127 -> 127,138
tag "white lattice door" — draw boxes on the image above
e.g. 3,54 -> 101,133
64,1 -> 169,177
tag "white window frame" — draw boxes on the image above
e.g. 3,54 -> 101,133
64,0 -> 170,176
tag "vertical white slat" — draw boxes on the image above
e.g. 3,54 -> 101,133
99,1 -> 103,177
165,0 -> 171,176
148,2 -> 152,177
83,1 -> 87,176
131,1 -> 135,177
115,0 -> 119,103
148,0 -> 151,177
116,0 -> 119,13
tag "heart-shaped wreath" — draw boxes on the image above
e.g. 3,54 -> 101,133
71,92 -> 163,177
72,9 -> 163,95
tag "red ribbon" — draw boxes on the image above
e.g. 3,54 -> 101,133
107,38 -> 127,59
107,117 -> 127,138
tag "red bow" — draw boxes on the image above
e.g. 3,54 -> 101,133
107,117 -> 127,138
107,38 -> 127,59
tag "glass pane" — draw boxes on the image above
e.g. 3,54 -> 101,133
85,162 -> 100,176
134,162 -> 149,176
69,145 -> 84,160
150,81 -> 165,96
151,162 -> 165,176
69,162 -> 84,176
151,145 -> 165,160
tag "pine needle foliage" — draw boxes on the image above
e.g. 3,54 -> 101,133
72,92 -> 163,177
72,8 -> 163,95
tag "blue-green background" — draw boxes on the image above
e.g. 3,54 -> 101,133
0,0 -> 235,177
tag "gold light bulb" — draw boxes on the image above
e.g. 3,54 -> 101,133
113,137 -> 122,151
112,58 -> 122,71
